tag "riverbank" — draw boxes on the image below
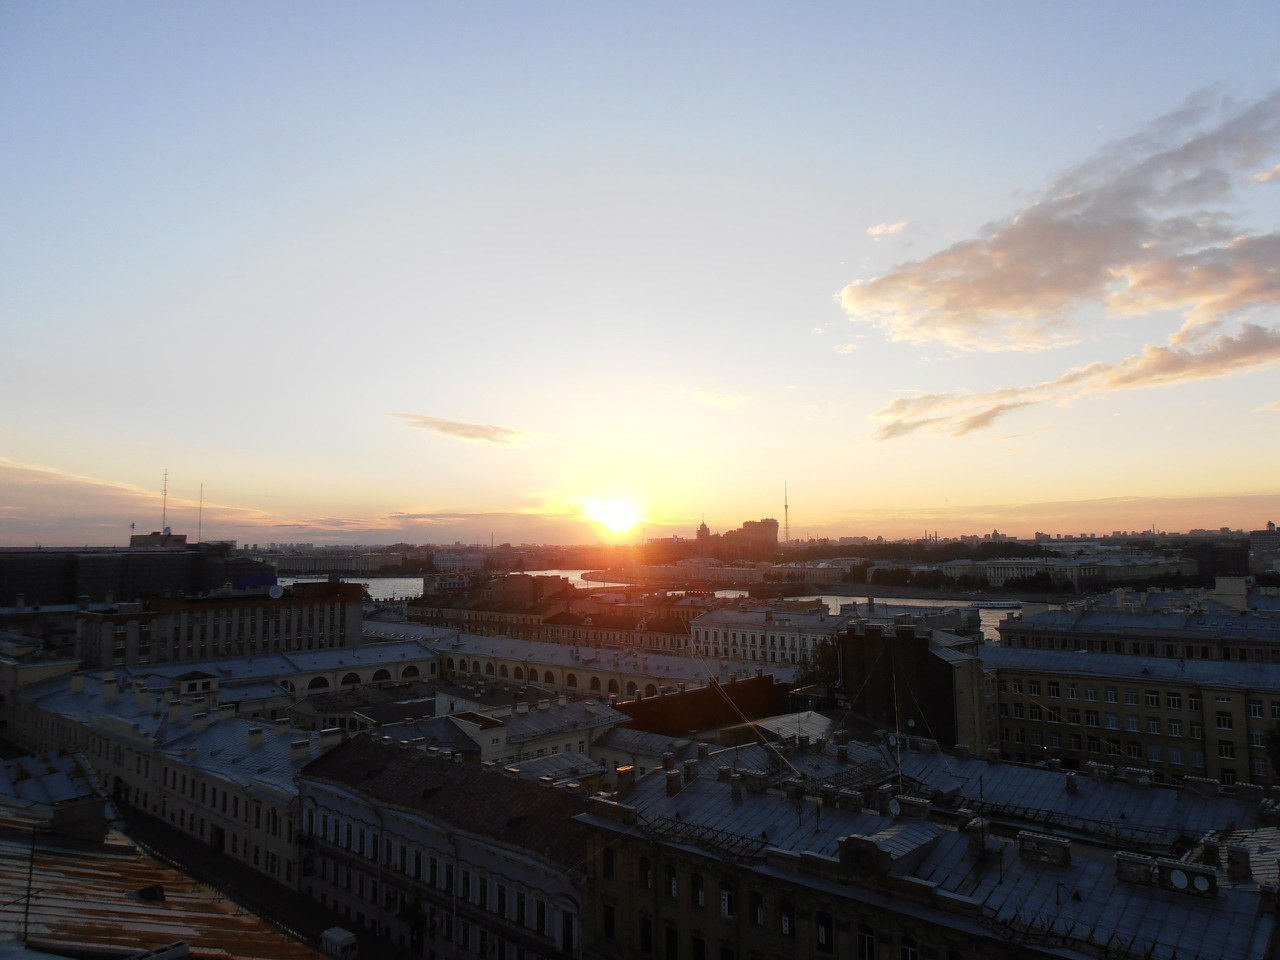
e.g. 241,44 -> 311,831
579,570 -> 1072,606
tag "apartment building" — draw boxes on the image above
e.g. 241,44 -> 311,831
690,608 -> 855,666
75,579 -> 365,669
300,737 -> 590,958
579,746 -> 1277,960
984,645 -> 1280,785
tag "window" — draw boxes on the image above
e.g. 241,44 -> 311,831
1085,710 -> 1099,727
1170,747 -> 1184,766
1255,758 -> 1268,777
1124,689 -> 1138,706
1087,736 -> 1101,753
900,939 -> 920,960
1169,719 -> 1182,737
1108,739 -> 1121,756
1147,744 -> 1162,762
1067,709 -> 1081,725
1012,680 -> 1023,694
1067,684 -> 1078,700
1219,741 -> 1235,760
1191,721 -> 1204,738
665,926 -> 678,960
780,901 -> 795,938
639,857 -> 652,890
1029,680 -> 1041,696
1030,705 -> 1042,722
719,881 -> 735,918
1146,691 -> 1160,708
1251,729 -> 1265,747
1250,700 -> 1263,719
1085,687 -> 1098,702
1168,692 -> 1182,710
665,865 -> 677,899
857,925 -> 876,960
999,704 -> 1009,718
690,873 -> 705,909
1049,707 -> 1061,723
1106,688 -> 1117,704
1048,682 -> 1060,698
816,912 -> 834,954
1013,704 -> 1024,719
1148,718 -> 1161,735
603,905 -> 615,941
1070,734 -> 1082,750
1106,713 -> 1119,730
1126,715 -> 1139,732
1189,695 -> 1202,711
1217,712 -> 1234,731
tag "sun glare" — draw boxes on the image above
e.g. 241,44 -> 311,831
582,497 -> 643,537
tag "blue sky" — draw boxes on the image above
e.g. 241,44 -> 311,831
3,3 -> 1279,545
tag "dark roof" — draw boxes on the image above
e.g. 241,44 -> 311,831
302,737 -> 592,868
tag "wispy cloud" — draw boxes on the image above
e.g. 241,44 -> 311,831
693,389 -> 750,410
1260,400 -> 1280,411
833,343 -> 858,355
1250,162 -> 1280,183
840,91 -> 1280,353
866,220 -> 909,237
391,413 -> 525,445
874,323 -> 1280,438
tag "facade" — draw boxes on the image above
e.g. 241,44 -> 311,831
75,579 -> 365,670
690,608 -> 855,666
300,737 -> 592,958
998,605 -> 1280,662
985,645 -> 1280,786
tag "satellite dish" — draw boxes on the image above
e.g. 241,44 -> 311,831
1169,869 -> 1188,890
888,798 -> 901,817
268,585 -> 284,599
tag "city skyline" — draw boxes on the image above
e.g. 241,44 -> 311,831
4,4 -> 1279,546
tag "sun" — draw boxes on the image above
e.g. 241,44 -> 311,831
582,497 -> 643,537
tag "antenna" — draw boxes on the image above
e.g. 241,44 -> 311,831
784,482 -> 790,544
161,469 -> 168,531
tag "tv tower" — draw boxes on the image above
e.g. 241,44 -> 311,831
784,482 -> 790,544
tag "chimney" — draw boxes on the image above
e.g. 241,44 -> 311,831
1065,772 -> 1079,794
985,747 -> 1000,764
697,742 -> 710,761
69,673 -> 85,695
798,735 -> 810,752
964,817 -> 989,860
662,752 -> 675,770
273,718 -> 292,737
15,594 -> 25,608
665,768 -> 683,795
77,595 -> 90,611
730,775 -> 744,804
1226,845 -> 1252,883
168,700 -> 182,724
558,694 -> 567,706
319,727 -> 343,749
102,673 -> 117,707
247,726 -> 264,750
1201,839 -> 1221,867
133,679 -> 148,710
290,740 -> 311,762
953,744 -> 972,759
836,744 -> 848,763
192,712 -> 208,734
683,759 -> 700,782
616,765 -> 635,792
717,765 -> 732,781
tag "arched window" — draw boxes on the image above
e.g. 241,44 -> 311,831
372,668 -> 391,683
514,667 -> 524,681
341,672 -> 361,687
625,681 -> 637,696
307,676 -> 330,691
485,662 -> 495,676
644,683 -> 657,698
499,665 -> 509,678
566,673 -> 578,688
590,676 -> 601,692
608,679 -> 619,694
472,660 -> 483,673
279,680 -> 295,694
401,665 -> 419,680
544,670 -> 554,684
446,657 -> 455,671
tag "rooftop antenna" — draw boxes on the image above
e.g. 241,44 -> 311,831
161,469 -> 168,531
784,482 -> 790,545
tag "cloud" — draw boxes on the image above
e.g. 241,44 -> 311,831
839,91 -> 1280,352
867,220 -> 909,237
1251,163 -> 1280,183
693,389 -> 750,410
833,343 -> 858,354
391,413 -> 525,445
1259,400 -> 1280,411
873,323 -> 1280,438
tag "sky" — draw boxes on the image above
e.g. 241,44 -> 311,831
3,2 -> 1280,547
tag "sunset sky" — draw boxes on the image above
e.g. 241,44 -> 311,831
4,4 -> 1280,546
